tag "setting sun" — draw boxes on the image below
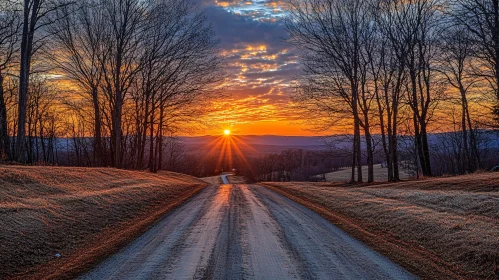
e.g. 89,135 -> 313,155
224,129 -> 231,135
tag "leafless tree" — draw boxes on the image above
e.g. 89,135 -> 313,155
287,0 -> 449,181
129,0 -> 223,172
15,0 -> 74,163
286,0 -> 375,182
0,1 -> 20,160
437,25 -> 482,172
98,0 -> 147,168
50,0 -> 107,165
402,0 -> 444,177
46,0 -> 224,170
453,0 -> 499,124
369,0 -> 411,181
25,75 -> 58,163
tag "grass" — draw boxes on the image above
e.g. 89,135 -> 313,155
262,173 -> 499,279
0,165 -> 207,279
227,175 -> 246,184
200,174 -> 246,184
324,163 -> 411,182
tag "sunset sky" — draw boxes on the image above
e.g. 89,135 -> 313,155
197,0 -> 317,136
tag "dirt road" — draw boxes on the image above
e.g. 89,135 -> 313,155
221,174 -> 230,184
80,183 -> 416,279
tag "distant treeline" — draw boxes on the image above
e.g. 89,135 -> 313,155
17,129 -> 499,182
236,131 -> 499,183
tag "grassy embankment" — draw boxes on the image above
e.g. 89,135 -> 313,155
0,166 -> 207,279
323,163 -> 411,182
262,173 -> 499,279
200,174 -> 246,184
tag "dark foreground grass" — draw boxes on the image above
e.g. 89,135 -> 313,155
262,173 -> 499,280
0,166 -> 207,279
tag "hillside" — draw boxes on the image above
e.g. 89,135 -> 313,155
262,173 -> 499,279
0,166 -> 207,279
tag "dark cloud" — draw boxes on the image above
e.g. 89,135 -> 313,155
204,5 -> 288,49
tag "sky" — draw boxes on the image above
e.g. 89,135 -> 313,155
196,0 -> 315,136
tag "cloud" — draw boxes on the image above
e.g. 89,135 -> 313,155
194,0 -> 302,131
204,5 -> 287,48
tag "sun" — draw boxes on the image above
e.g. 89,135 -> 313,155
224,129 -> 231,136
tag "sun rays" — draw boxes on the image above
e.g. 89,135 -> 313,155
199,132 -> 253,174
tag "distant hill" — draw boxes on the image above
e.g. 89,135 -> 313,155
179,131 -> 499,157
48,130 -> 499,158
180,135 -> 325,156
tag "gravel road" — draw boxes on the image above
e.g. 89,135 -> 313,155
221,174 -> 230,184
80,183 -> 416,280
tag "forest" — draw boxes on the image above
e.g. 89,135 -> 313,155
0,0 -> 224,171
285,0 -> 499,182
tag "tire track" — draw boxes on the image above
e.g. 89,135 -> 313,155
80,184 -> 417,280
250,185 -> 417,280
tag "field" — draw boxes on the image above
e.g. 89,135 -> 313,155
324,164 -> 411,182
262,173 -> 499,279
200,174 -> 246,184
200,175 -> 223,184
0,166 -> 207,279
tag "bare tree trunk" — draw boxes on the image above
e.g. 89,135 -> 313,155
360,90 -> 374,182
157,106 -> 164,171
92,87 -> 103,166
420,122 -> 432,176
138,94 -> 150,169
148,103 -> 155,172
0,73 -> 9,160
113,52 -> 123,168
354,114 -> 362,183
350,140 -> 356,183
375,88 -> 392,181
364,127 -> 374,183
459,85 -> 471,173
392,107 -> 400,181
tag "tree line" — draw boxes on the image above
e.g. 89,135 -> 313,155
0,0 -> 224,171
238,149 -> 345,183
286,0 -> 499,182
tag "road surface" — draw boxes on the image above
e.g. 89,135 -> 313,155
80,181 -> 416,279
221,174 -> 230,184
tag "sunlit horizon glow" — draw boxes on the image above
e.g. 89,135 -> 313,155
196,0 -> 492,137
198,134 -> 253,174
197,0 -> 306,136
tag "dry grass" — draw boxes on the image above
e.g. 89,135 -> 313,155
324,163 -> 411,182
200,175 -> 223,184
262,173 -> 499,280
200,174 -> 246,184
227,175 -> 246,184
0,165 -> 207,279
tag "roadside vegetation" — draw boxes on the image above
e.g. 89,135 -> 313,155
200,175 -> 223,185
262,173 -> 499,279
0,165 -> 207,279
